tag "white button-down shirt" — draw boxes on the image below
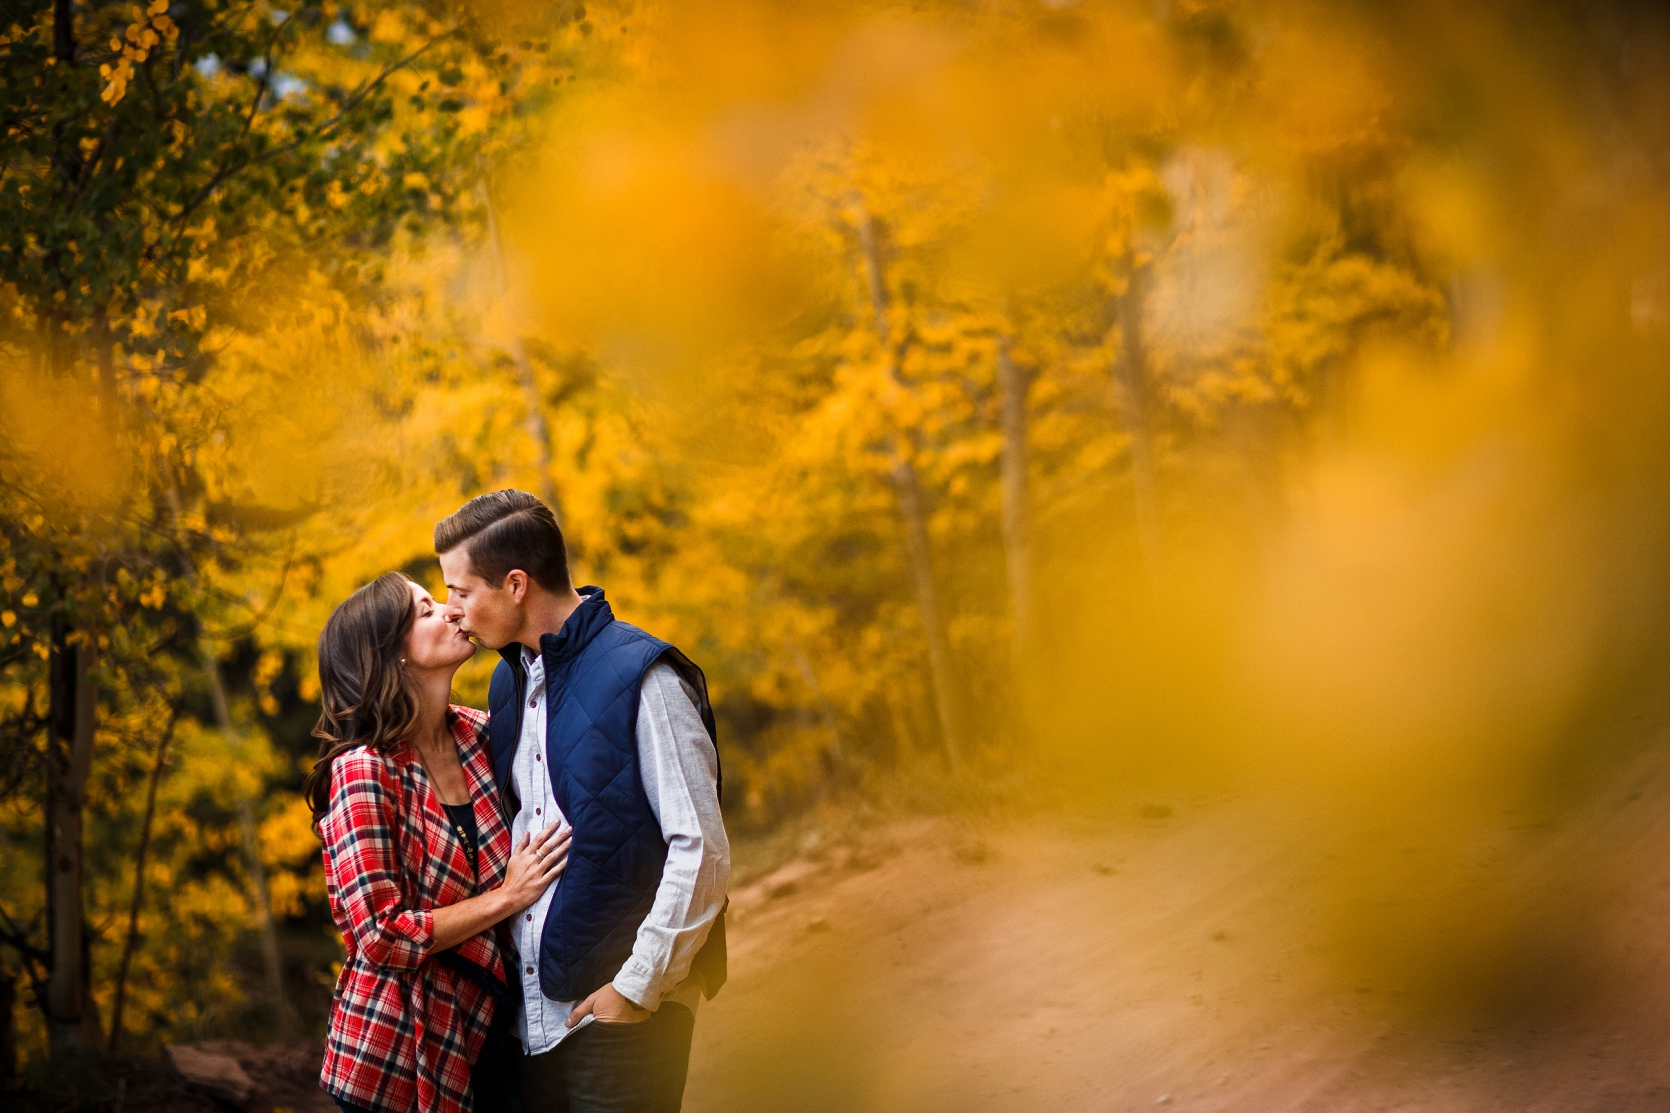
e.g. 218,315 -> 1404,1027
510,645 -> 729,1055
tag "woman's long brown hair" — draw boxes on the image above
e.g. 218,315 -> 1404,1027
303,572 -> 425,825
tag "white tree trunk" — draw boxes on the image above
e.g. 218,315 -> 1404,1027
997,337 -> 1035,748
997,337 -> 1033,665
1113,265 -> 1163,591
855,204 -> 965,772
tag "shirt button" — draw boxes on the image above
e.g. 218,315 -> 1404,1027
535,754 -> 541,762
529,697 -> 537,708
535,808 -> 541,815
526,965 -> 534,974
526,914 -> 533,921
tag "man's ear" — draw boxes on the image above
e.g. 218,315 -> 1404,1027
506,569 -> 529,604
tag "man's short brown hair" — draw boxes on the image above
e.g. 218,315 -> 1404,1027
435,490 -> 571,592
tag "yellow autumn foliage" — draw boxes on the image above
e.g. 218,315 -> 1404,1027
3,0 -> 1669,1067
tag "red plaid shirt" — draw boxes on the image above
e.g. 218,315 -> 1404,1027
319,706 -> 514,1113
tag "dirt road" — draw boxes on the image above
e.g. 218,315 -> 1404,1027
121,757 -> 1670,1113
683,774 -> 1670,1112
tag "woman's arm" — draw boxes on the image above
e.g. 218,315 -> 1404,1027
325,754 -> 569,966
323,753 -> 435,970
430,822 -> 570,952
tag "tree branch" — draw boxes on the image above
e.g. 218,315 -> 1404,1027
164,29 -> 460,246
0,904 -> 46,965
0,904 -> 49,1022
107,704 -> 178,1054
206,535 -> 298,643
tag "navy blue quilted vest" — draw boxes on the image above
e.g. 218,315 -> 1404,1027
485,587 -> 725,1003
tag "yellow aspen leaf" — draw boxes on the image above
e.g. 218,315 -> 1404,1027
369,9 -> 403,42
457,105 -> 490,136
21,592 -> 36,607
1,612 -> 14,628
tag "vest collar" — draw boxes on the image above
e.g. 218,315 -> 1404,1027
496,586 -> 614,673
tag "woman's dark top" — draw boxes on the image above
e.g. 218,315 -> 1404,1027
442,801 -> 479,873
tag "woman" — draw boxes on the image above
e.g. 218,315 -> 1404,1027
303,572 -> 569,1113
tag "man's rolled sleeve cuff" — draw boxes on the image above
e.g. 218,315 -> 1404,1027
613,956 -> 661,1011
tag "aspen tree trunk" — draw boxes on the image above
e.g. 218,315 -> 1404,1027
108,713 -> 175,1053
1113,265 -> 1163,591
206,658 -> 296,1040
997,337 -> 1033,665
44,622 -> 100,1063
786,639 -> 845,770
483,187 -> 562,521
854,206 -> 964,772
42,11 -> 102,1066
0,968 -> 15,1086
52,0 -> 72,62
891,457 -> 962,772
996,337 -> 1036,747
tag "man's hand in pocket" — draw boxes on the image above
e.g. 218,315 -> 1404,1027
568,982 -> 651,1027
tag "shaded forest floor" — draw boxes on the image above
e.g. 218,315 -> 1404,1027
7,1040 -> 333,1113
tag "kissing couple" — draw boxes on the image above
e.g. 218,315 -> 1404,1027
302,490 -> 729,1113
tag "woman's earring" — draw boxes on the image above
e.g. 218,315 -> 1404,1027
400,658 -> 407,665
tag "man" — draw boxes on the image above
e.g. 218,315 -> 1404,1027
435,490 -> 728,1113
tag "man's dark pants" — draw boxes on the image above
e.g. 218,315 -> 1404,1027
518,1003 -> 696,1113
